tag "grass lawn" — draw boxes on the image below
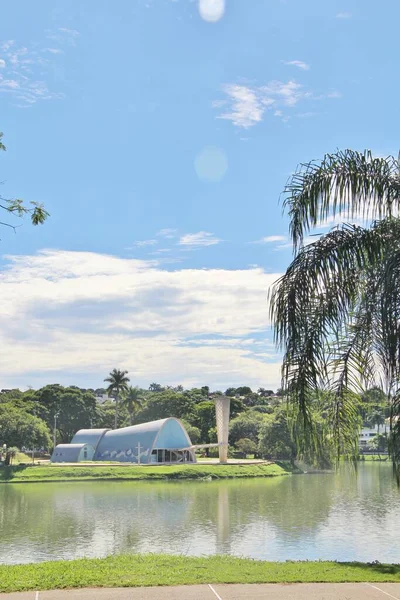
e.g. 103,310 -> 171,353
14,451 -> 34,464
0,554 -> 399,592
360,454 -> 389,461
0,462 -> 289,483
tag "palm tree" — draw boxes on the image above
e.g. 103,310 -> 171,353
270,149 -> 400,478
370,410 -> 386,434
121,386 -> 144,426
149,382 -> 164,392
104,369 -> 130,429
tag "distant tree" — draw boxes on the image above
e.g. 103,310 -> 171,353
201,386 -> 210,397
235,386 -> 253,396
193,401 -> 216,446
104,369 -> 130,429
258,388 -> 275,397
369,433 -> 388,455
229,412 -> 264,446
54,390 -> 97,442
181,420 -> 201,445
137,391 -> 195,424
250,405 -> 274,414
229,396 -> 246,418
0,406 -> 51,450
258,410 -> 297,464
92,401 -> 122,430
361,387 -> 387,405
174,385 -> 184,392
0,131 -> 49,231
149,383 -> 164,392
121,386 -> 144,426
225,387 -> 237,397
31,384 -> 97,442
369,410 -> 386,433
235,438 -> 257,457
0,389 -> 23,401
241,392 -> 261,407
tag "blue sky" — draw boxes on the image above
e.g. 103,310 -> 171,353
0,0 -> 399,391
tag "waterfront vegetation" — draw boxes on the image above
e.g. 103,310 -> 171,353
0,380 -> 390,469
0,554 -> 399,592
0,462 -> 290,483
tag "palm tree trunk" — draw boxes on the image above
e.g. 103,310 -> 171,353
115,393 -> 119,429
129,410 -> 133,426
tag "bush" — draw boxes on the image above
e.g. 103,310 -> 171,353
235,438 -> 257,456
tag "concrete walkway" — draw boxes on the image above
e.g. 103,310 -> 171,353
2,584 -> 400,600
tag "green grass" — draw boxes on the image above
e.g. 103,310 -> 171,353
0,462 -> 289,483
14,451 -> 33,464
0,555 -> 399,592
359,454 -> 389,462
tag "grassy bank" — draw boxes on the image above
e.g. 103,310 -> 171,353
1,554 -> 399,592
359,454 -> 389,461
0,462 -> 289,483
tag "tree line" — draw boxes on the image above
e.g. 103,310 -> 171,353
0,369 -> 390,465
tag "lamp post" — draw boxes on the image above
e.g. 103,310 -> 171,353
53,412 -> 59,450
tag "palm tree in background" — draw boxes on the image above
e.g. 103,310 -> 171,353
121,386 -> 144,426
270,149 -> 400,479
370,410 -> 386,434
104,369 -> 130,429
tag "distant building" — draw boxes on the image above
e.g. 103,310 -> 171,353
359,421 -> 389,450
51,418 -> 196,464
94,394 -> 110,404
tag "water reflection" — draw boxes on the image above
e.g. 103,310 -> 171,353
0,464 -> 399,564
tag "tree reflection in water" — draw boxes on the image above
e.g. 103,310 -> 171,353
1,464 -> 399,564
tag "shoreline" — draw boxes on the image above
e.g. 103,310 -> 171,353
1,554 -> 399,593
0,462 -> 294,484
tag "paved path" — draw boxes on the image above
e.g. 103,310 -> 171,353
2,584 -> 400,600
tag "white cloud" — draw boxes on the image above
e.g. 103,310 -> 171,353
0,79 -> 19,89
214,79 -> 340,128
1,41 -> 14,52
179,231 -> 221,248
133,239 -> 158,247
0,250 -> 282,390
157,228 -> 178,239
0,32 -> 77,106
284,60 -> 310,71
253,235 -> 287,244
215,84 -> 265,128
43,48 -> 63,55
58,27 -> 80,37
336,12 -> 352,18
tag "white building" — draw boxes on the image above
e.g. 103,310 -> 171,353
359,422 -> 389,449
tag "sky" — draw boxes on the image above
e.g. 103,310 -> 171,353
1,0 -> 399,392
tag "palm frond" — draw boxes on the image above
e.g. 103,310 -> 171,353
284,150 -> 400,248
271,210 -> 400,471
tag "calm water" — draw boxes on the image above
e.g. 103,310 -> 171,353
1,463 -> 399,565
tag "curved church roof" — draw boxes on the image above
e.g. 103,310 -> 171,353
94,418 -> 192,464
51,443 -> 94,463
71,428 -> 109,452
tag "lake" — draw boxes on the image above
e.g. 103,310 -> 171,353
1,463 -> 399,565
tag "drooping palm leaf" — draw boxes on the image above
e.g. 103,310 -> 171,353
271,150 -> 400,479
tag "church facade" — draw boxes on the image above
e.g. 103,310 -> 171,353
51,417 -> 196,464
